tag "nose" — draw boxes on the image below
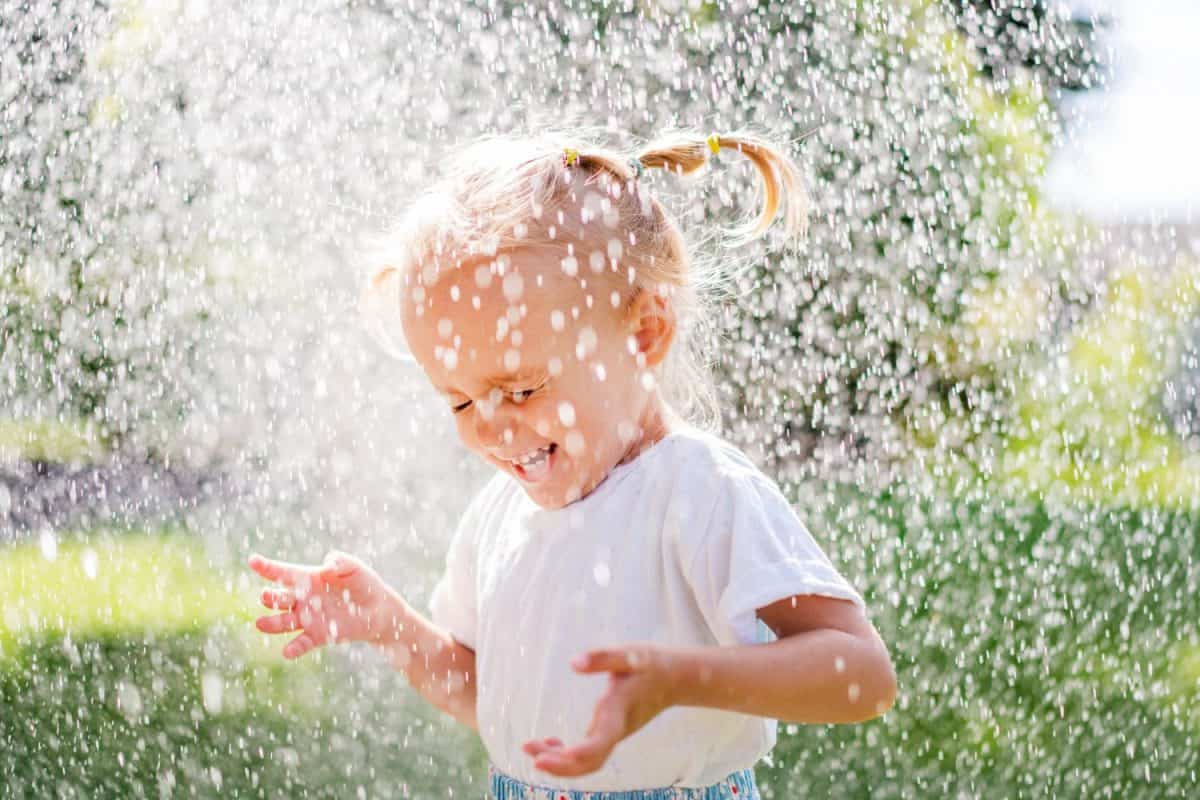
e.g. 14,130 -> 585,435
472,394 -> 518,450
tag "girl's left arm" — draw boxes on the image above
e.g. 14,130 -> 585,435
523,594 -> 896,777
668,593 -> 897,723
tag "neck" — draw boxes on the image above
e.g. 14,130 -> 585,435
616,393 -> 679,468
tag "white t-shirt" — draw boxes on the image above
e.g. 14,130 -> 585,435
428,424 -> 867,791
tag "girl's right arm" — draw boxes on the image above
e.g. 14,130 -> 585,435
248,551 -> 478,731
370,592 -> 479,730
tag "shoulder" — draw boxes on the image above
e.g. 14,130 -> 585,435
646,426 -> 800,562
655,425 -> 779,498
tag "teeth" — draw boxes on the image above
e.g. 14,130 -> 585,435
516,448 -> 552,465
513,446 -> 550,466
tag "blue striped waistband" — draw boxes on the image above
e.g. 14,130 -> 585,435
488,765 -> 759,800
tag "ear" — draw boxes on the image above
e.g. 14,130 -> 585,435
625,288 -> 676,368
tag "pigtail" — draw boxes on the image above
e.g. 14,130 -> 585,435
635,130 -> 810,245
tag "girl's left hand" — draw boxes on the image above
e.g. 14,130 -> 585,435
522,643 -> 679,777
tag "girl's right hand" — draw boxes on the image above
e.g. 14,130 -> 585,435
248,550 -> 404,659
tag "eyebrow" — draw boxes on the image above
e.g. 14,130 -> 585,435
435,369 -> 548,394
496,368 -> 549,384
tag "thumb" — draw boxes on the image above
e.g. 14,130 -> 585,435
320,550 -> 360,579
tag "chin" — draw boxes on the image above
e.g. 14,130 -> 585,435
521,483 -> 570,510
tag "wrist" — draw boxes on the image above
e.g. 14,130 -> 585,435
659,645 -> 700,709
661,646 -> 718,709
365,587 -> 413,647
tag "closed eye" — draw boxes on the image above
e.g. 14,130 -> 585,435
508,383 -> 545,404
448,381 -> 544,413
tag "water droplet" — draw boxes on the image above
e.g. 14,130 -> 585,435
558,402 -> 576,426
82,548 -> 99,580
474,265 -> 493,288
39,530 -> 57,562
201,671 -> 224,715
502,272 -> 524,302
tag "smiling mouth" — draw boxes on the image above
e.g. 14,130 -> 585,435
510,443 -> 556,482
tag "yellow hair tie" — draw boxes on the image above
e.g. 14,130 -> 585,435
563,147 -> 579,167
706,134 -> 721,155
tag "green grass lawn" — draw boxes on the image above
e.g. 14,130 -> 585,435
0,531 -> 485,799
2,499 -> 1199,798
0,533 -> 252,653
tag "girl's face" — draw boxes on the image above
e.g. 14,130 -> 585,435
400,246 -> 672,509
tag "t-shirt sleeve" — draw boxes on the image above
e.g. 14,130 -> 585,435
681,470 -> 867,646
427,494 -> 485,651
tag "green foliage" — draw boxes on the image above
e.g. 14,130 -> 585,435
944,0 -> 1110,94
757,486 -> 1200,798
1003,264 -> 1200,509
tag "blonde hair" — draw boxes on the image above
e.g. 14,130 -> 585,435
366,128 -> 809,427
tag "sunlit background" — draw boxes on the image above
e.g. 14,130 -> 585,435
1046,0 -> 1199,223
2,0 -> 1199,797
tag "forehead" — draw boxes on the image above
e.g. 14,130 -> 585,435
399,247 -> 616,385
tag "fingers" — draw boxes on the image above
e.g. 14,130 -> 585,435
260,587 -> 296,610
255,611 -> 302,635
531,733 -> 616,777
250,551 -> 363,588
283,631 -> 319,660
532,697 -> 625,776
572,648 -> 637,674
248,553 -> 315,587
521,738 -> 563,757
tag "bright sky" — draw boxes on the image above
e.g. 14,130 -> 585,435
1043,0 -> 1200,223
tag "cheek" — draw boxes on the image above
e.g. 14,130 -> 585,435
592,337 -> 639,386
517,398 -> 556,438
452,413 -> 478,447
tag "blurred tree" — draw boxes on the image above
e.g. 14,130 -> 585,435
0,0 -> 1110,476
1,1 -> 104,417
700,0 -> 1105,482
1004,262 -> 1200,509
0,0 -> 217,456
946,0 -> 1110,94
1166,319 -> 1200,440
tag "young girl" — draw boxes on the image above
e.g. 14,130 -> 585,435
249,129 -> 896,799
